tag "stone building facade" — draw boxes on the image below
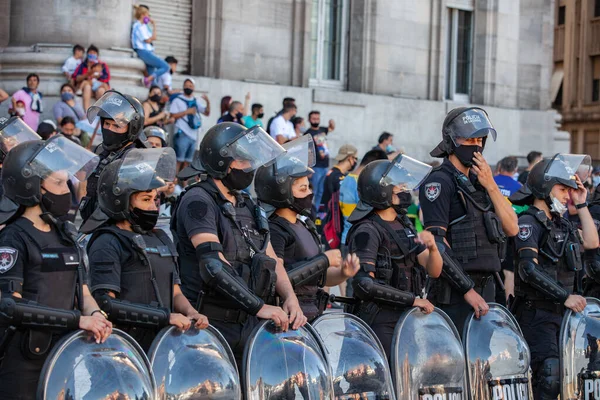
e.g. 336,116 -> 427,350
0,0 -> 566,163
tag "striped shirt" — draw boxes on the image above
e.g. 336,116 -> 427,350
131,21 -> 153,51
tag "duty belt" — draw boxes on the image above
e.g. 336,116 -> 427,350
514,296 -> 564,315
201,303 -> 248,324
469,272 -> 494,290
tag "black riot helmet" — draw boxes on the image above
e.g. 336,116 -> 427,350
143,126 -> 168,147
510,153 -> 592,205
349,153 -> 432,222
96,147 -> 176,224
0,116 -> 41,163
200,122 -> 285,179
255,134 -> 316,212
86,90 -> 145,152
0,136 -> 99,222
430,107 -> 497,158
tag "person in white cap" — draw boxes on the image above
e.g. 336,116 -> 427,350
169,78 -> 211,172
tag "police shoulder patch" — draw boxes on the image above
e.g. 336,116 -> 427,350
0,247 -> 18,273
424,182 -> 441,202
517,224 -> 533,241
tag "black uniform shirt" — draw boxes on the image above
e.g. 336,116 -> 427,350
88,230 -> 181,295
419,158 -> 477,229
0,217 -> 79,306
175,185 -> 261,262
348,219 -> 426,275
515,210 -> 566,254
270,218 -> 320,262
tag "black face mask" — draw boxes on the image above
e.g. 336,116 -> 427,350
41,188 -> 71,217
183,88 -> 194,96
291,194 -> 314,215
222,168 -> 255,191
310,122 -> 320,128
129,207 -> 159,232
257,113 -> 264,119
394,192 -> 412,213
150,94 -> 162,103
349,159 -> 357,171
236,112 -> 244,121
453,145 -> 483,167
102,127 -> 127,151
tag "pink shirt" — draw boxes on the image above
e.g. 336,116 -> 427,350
12,89 -> 41,130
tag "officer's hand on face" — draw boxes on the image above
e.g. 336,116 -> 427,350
257,304 -> 290,331
80,315 -> 113,344
283,298 -> 307,330
325,249 -> 342,268
188,312 -> 209,329
413,298 -> 434,314
565,294 -> 587,313
570,175 -> 588,205
471,152 -> 496,190
416,231 -> 437,251
341,253 -> 360,278
463,289 -> 489,318
169,313 -> 192,331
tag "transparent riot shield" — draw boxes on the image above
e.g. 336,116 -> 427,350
37,328 -> 156,399
463,303 -> 532,400
148,325 -> 241,399
244,320 -> 334,399
312,312 -> 397,400
561,297 -> 600,400
392,307 -> 467,400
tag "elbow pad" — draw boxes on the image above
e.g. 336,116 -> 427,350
96,293 -> 170,329
518,258 -> 569,303
198,256 -> 264,316
0,297 -> 80,330
287,253 -> 329,288
584,250 -> 600,284
353,277 -> 415,308
439,245 -> 475,295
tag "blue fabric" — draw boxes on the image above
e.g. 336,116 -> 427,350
174,130 -> 196,162
310,167 -> 328,208
494,174 -> 522,197
175,95 -> 202,130
135,49 -> 169,80
339,174 -> 359,243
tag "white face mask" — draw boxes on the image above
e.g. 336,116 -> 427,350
550,194 -> 567,215
16,107 -> 26,116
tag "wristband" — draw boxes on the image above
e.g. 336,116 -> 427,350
575,202 -> 588,210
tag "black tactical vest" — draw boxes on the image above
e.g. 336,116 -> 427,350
88,226 -> 178,310
171,179 -> 271,308
447,171 -> 504,273
269,215 -> 325,318
516,209 -> 582,301
349,213 -> 424,294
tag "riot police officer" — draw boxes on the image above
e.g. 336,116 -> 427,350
79,90 -> 148,224
0,116 -> 41,198
254,135 -> 360,322
144,125 -> 168,148
171,122 -> 306,364
0,136 -> 112,400
82,148 -> 208,352
419,107 -> 519,333
346,153 -> 443,358
583,185 -> 600,299
509,154 -> 598,400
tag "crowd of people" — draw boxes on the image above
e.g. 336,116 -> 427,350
0,4 -> 599,400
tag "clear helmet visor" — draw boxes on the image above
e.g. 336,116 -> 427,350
86,91 -> 137,127
275,134 -> 316,177
446,108 -> 498,146
380,153 -> 433,191
546,153 -> 592,184
29,135 -> 99,185
220,126 -> 286,172
115,147 -> 176,191
0,117 -> 41,156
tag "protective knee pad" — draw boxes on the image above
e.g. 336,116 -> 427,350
537,358 -> 560,399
